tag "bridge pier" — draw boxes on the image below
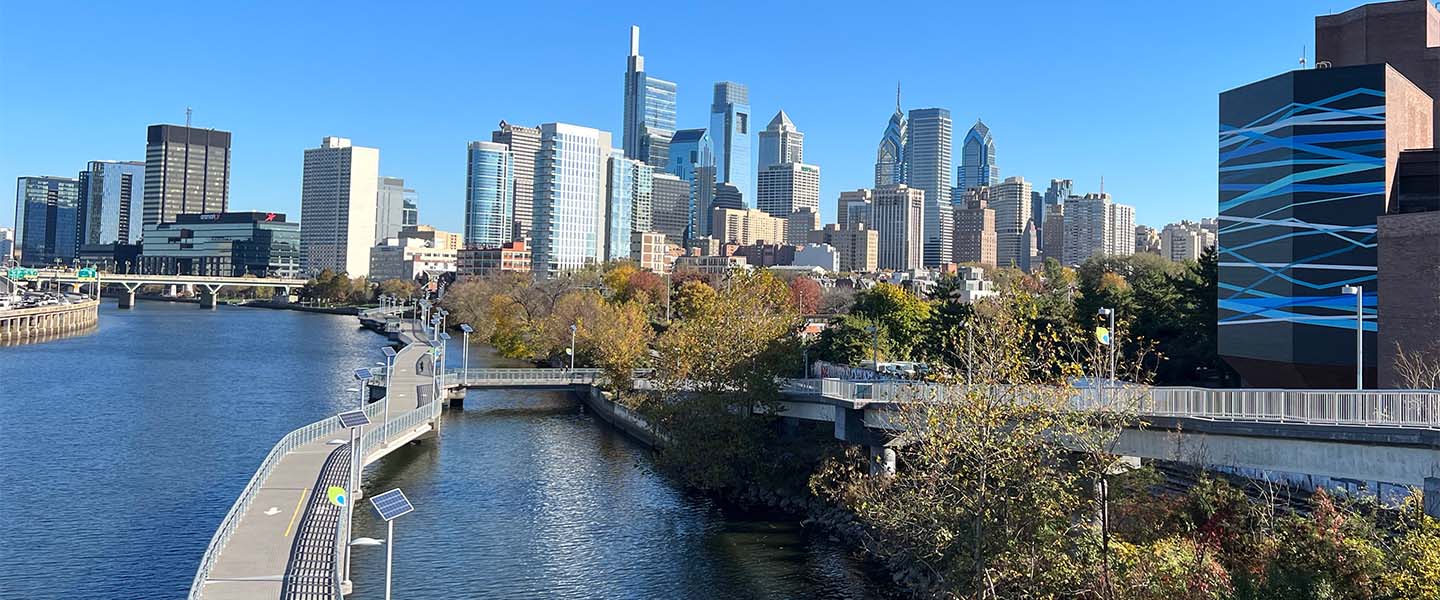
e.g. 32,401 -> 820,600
118,282 -> 140,309
199,285 -> 221,309
868,446 -> 896,477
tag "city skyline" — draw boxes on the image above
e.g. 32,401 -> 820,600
0,2 -> 1325,235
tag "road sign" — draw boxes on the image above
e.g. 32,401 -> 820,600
76,268 -> 97,279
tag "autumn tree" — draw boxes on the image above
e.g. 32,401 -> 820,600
788,276 -> 822,314
850,283 -> 932,360
578,300 -> 654,393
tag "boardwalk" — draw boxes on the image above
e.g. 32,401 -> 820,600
191,319 -> 438,600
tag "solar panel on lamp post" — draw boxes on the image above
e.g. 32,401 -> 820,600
335,409 -> 371,588
369,488 -> 415,600
381,347 -> 398,422
459,324 -> 473,385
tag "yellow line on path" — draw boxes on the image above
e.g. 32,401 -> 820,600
283,488 -> 309,537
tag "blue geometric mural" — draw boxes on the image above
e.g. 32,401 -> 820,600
1218,65 -> 1390,387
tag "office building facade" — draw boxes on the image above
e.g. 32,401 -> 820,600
809,224 -> 878,273
622,26 -> 677,168
77,160 -> 146,247
140,212 -> 300,278
873,184 -> 926,271
143,124 -> 230,227
990,176 -> 1033,268
13,176 -> 80,266
465,142 -> 515,250
958,119 -> 999,193
492,121 -> 541,241
375,176 -> 416,244
904,108 -> 952,266
875,88 -> 906,187
710,82 -> 752,202
300,137 -> 380,276
758,110 -> 803,168
837,189 -> 874,230
711,207 -> 785,246
757,162 -> 820,220
953,187 -> 998,267
651,172 -> 690,242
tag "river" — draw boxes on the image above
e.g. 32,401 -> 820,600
0,301 -> 892,599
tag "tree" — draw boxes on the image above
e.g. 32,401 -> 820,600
850,283 -> 932,360
813,314 -> 889,367
673,279 -> 717,320
788,276 -> 822,314
376,278 -> 416,302
578,300 -> 653,393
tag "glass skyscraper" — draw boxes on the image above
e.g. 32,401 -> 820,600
532,123 -> 612,276
77,160 -> 146,246
875,87 -> 906,187
666,128 -> 714,241
605,151 -> 653,262
958,119 -> 999,193
622,26 -> 677,169
904,107 -> 953,267
710,82 -> 752,205
14,176 -> 81,266
464,141 -> 515,249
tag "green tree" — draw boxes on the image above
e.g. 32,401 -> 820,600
813,314 -> 889,367
851,283 -> 932,360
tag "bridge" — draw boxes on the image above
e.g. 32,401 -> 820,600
193,332 -> 1440,599
190,317 -> 443,599
25,269 -> 308,309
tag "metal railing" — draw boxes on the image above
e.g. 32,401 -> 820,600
808,378 -> 1440,429
189,399 -> 388,598
358,397 -> 442,455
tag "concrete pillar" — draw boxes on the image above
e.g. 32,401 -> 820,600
1426,477 -> 1440,519
868,445 -> 896,476
167,284 -> 178,297
118,291 -> 135,309
199,288 -> 217,309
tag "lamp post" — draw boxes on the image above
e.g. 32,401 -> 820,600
366,489 -> 415,600
335,408 -> 370,589
1097,307 -> 1115,405
460,324 -> 473,385
864,324 -> 879,379
381,347 -> 397,422
1342,285 -> 1363,390
569,323 -> 578,371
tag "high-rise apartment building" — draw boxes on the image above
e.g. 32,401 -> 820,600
758,110 -> 804,168
1159,220 -> 1216,262
837,189 -> 874,230
873,184 -> 926,271
809,224 -> 878,273
711,207 -> 785,246
710,82 -> 752,203
300,137 -> 380,276
957,119 -> 998,193
13,176 -> 80,266
786,207 -> 819,245
465,141 -> 515,249
757,162 -> 820,220
1041,203 -> 1065,262
953,187 -> 997,267
1042,178 -> 1072,229
875,87 -> 906,187
622,26 -> 677,168
651,172 -> 690,242
143,124 -> 231,226
492,121 -> 541,241
532,123 -> 612,276
77,160 -> 146,246
605,151 -> 651,261
989,176 -> 1033,268
1135,224 -> 1161,255
904,108 -> 951,266
1061,193 -> 1135,266
375,177 -> 416,244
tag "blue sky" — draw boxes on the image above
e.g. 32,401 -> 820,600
1,1 -> 1325,232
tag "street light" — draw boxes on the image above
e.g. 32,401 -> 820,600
436,332 -> 451,399
335,408 -> 371,588
1342,285 -> 1363,390
569,323 -> 578,371
1097,307 -> 1116,404
460,324 -> 473,385
381,347 -> 397,422
368,488 -> 415,600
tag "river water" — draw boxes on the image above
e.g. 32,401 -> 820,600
0,301 -> 891,599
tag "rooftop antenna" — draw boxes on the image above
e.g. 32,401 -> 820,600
1100,175 -> 1105,196
185,107 -> 193,128
1299,44 -> 1307,69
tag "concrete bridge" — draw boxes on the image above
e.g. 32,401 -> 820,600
26,269 -> 308,308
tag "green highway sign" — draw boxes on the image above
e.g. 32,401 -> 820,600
77,268 -> 98,279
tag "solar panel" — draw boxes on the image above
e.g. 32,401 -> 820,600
382,347 -> 398,358
459,324 -> 474,334
354,368 -> 373,380
438,332 -> 451,341
337,409 -> 371,428
370,488 -> 414,521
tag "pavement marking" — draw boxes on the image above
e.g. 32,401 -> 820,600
264,507 -> 281,516
282,488 -> 308,537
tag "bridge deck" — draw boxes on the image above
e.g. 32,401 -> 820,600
196,320 -> 435,600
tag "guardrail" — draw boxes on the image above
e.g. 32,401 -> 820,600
188,400 -> 386,599
809,378 -> 1440,429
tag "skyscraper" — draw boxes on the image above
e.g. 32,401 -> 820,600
786,207 -> 820,245
990,176 -> 1033,268
77,160 -> 146,246
0,227 -> 13,263
710,82 -> 752,203
904,108 -> 952,266
1041,178 -> 1073,232
300,137 -> 380,276
605,151 -> 652,261
953,187 -> 997,267
143,124 -> 231,226
532,123 -> 612,276
758,110 -> 803,168
622,26 -> 677,168
875,85 -> 906,187
465,142 -> 515,249
375,176 -> 415,243
492,121 -> 541,241
837,189 -> 874,230
666,128 -> 714,239
957,119 -> 998,193
14,176 -> 80,266
873,184 -> 926,271
1061,193 -> 1134,266
756,163 -> 820,219
651,172 -> 690,241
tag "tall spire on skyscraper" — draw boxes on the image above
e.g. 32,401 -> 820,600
896,81 -> 901,111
